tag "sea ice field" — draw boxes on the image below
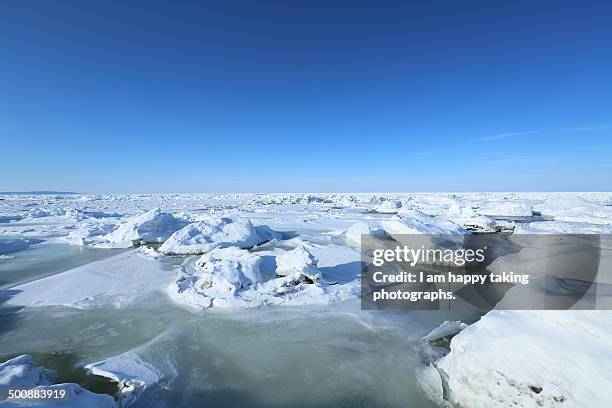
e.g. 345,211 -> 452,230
1,192 -> 611,407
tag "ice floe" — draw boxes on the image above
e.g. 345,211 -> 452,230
168,242 -> 360,309
159,216 -> 278,255
0,355 -> 116,408
85,351 -> 162,408
344,222 -> 372,246
382,209 -> 466,236
430,310 -> 612,407
477,200 -> 534,217
7,251 -> 175,309
276,244 -> 322,282
0,355 -> 53,388
102,209 -> 188,248
374,200 -> 402,214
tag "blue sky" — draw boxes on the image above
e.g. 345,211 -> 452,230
1,1 -> 611,192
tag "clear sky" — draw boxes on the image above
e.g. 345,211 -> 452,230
1,1 -> 611,193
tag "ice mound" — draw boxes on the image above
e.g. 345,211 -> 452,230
159,217 -> 278,255
345,222 -> 372,246
0,383 -> 118,407
533,197 -> 612,225
478,201 -> 533,217
445,206 -> 507,233
375,200 -> 402,214
168,247 -> 265,308
0,355 -> 116,408
430,310 -> 612,407
276,244 -> 322,282
168,243 -> 359,309
515,221 -> 612,234
382,209 -> 466,236
422,321 -> 468,343
0,355 -> 53,388
103,209 -> 189,248
85,351 -> 163,408
64,222 -> 116,246
195,247 -> 267,293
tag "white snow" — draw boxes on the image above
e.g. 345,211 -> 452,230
3,192 -> 612,407
7,251 -> 175,309
276,244 -> 322,281
433,310 -> 612,407
0,355 -> 53,388
478,200 -> 534,217
0,355 -> 116,408
375,200 -> 402,214
382,209 -> 466,236
534,196 -> 612,225
0,383 -> 117,407
84,351 -> 162,408
167,242 -> 360,309
345,222 -> 372,246
421,320 -> 468,343
101,209 -> 188,248
159,216 -> 277,255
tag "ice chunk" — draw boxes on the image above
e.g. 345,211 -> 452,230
422,321 -> 468,343
534,197 -> 612,225
435,310 -> 612,407
276,245 -> 321,282
64,222 -> 115,246
478,201 -> 533,217
416,364 -> 444,405
445,206 -> 503,233
195,247 -> 266,293
0,355 -> 53,388
382,209 -> 466,236
7,251 -> 176,309
0,356 -> 116,408
0,383 -> 117,407
103,209 -> 188,248
159,217 -> 277,255
167,248 -> 265,309
375,200 -> 402,214
345,222 -> 372,246
85,351 -> 162,408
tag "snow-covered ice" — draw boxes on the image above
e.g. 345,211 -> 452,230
431,310 -> 612,407
159,216 -> 277,255
0,355 -> 53,388
85,351 -> 162,408
6,251 -> 175,309
0,355 -> 116,408
101,209 -> 188,248
2,191 -> 612,407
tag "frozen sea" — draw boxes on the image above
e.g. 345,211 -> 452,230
1,192 -> 611,407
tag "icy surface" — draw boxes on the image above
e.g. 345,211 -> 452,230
276,244 -> 322,281
159,216 -> 276,255
85,351 -> 162,407
7,251 -> 175,309
0,355 -> 53,388
421,320 -> 468,343
0,383 -> 117,407
382,209 -> 466,236
435,310 -> 612,407
345,222 -> 372,246
0,355 -> 116,408
2,192 -> 612,407
101,209 -> 189,248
